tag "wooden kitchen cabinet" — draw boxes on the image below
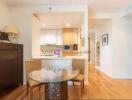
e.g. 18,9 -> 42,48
62,28 -> 78,45
40,29 -> 63,45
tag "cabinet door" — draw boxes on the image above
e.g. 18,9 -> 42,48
62,28 -> 78,45
0,44 -> 23,94
56,30 -> 63,45
40,30 -> 57,45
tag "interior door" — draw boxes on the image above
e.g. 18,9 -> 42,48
96,42 -> 100,67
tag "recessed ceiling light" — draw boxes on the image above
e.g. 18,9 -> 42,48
42,24 -> 46,27
66,23 -> 70,27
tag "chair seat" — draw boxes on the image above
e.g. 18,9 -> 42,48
28,79 -> 42,87
72,74 -> 84,81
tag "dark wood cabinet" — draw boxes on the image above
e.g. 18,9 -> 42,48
0,43 -> 23,94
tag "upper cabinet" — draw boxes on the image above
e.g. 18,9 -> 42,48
62,28 -> 78,45
40,28 -> 78,45
40,29 -> 63,45
56,30 -> 63,45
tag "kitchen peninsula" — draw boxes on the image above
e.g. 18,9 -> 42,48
32,55 -> 85,60
32,55 -> 85,69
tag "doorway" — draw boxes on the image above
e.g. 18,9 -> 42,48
95,42 -> 100,69
88,32 -> 95,64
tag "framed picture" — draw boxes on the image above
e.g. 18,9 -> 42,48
102,34 -> 108,46
73,44 -> 78,50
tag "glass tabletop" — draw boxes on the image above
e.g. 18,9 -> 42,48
29,68 -> 79,83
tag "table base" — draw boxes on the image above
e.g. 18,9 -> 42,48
45,81 -> 68,100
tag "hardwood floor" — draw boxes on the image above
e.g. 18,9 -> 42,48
86,65 -> 132,99
1,64 -> 132,100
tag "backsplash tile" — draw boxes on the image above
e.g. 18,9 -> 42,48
40,45 -> 63,56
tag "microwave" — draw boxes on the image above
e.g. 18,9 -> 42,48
64,45 -> 71,50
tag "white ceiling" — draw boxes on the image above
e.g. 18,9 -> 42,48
2,0 -> 88,6
89,0 -> 132,13
36,12 -> 84,29
1,0 -> 132,14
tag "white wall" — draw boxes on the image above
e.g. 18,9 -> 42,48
99,20 -> 112,76
0,1 -> 10,30
10,9 -> 32,83
10,9 -> 32,60
89,19 -> 112,76
90,17 -> 132,79
82,9 -> 89,84
88,32 -> 95,64
32,15 -> 41,56
111,17 -> 132,78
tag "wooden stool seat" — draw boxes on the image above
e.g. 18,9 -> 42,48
72,74 -> 84,81
27,79 -> 42,87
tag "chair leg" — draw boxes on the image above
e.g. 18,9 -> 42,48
39,85 -> 41,100
30,87 -> 33,100
27,85 -> 29,96
83,79 -> 85,90
81,81 -> 83,97
73,81 -> 75,86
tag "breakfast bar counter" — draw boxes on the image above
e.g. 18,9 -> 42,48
32,55 -> 85,60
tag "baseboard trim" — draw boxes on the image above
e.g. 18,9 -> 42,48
84,81 -> 89,85
88,62 -> 95,65
95,66 -> 100,70
96,66 -> 132,80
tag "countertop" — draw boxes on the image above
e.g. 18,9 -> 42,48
32,55 -> 85,59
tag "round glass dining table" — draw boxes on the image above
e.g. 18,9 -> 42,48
29,68 -> 79,100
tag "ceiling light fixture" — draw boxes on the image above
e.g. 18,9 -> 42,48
66,23 -> 70,27
42,24 -> 46,27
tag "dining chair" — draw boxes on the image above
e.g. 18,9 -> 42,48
70,59 -> 85,97
25,59 -> 43,100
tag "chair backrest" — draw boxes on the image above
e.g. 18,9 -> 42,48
72,59 -> 85,74
25,59 -> 41,80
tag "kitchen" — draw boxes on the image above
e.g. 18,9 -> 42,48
31,12 -> 88,89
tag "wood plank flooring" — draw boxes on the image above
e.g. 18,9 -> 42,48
1,64 -> 132,100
